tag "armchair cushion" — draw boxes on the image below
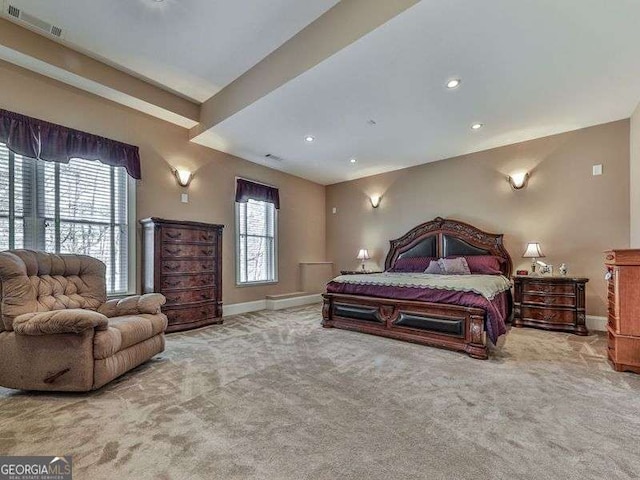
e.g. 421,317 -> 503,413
13,309 -> 109,336
93,314 -> 168,359
98,294 -> 166,318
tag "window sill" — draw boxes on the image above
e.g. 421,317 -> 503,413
236,280 -> 279,288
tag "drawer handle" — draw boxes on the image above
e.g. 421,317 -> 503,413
201,249 -> 213,256
200,293 -> 210,300
200,309 -> 209,316
544,297 -> 557,305
166,231 -> 182,239
201,264 -> 210,269
165,280 -> 180,287
200,234 -> 210,241
165,247 -> 181,255
543,313 -> 557,322
165,264 -> 179,271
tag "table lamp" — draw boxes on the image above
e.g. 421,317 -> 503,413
356,249 -> 370,272
522,242 -> 545,275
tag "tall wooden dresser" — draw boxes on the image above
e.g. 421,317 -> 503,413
605,249 -> 640,373
141,218 -> 223,333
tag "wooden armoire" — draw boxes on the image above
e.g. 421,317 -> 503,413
605,249 -> 640,373
141,218 -> 223,333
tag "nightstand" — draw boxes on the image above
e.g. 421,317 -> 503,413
340,270 -> 383,275
512,275 -> 589,335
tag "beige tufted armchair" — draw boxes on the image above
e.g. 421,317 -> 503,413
0,250 -> 167,391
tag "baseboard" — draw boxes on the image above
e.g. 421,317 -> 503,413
266,293 -> 321,310
223,299 -> 267,317
586,315 -> 607,332
223,294 -> 321,317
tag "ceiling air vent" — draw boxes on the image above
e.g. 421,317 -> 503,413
4,4 -> 64,39
264,154 -> 284,162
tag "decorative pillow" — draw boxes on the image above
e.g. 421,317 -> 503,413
424,260 -> 444,274
389,257 -> 435,273
438,257 -> 471,275
447,255 -> 504,275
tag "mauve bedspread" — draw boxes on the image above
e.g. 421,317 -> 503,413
325,280 -> 511,344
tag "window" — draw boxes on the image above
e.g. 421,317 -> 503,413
236,199 -> 277,284
0,143 -> 132,294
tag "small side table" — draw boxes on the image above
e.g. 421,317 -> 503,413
340,270 -> 383,275
512,275 -> 589,335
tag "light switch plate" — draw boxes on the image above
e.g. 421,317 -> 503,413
593,164 -> 603,176
332,207 -> 337,214
181,193 -> 189,203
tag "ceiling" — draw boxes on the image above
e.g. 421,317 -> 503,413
5,0 -> 340,101
3,0 -> 640,185
204,0 -> 640,184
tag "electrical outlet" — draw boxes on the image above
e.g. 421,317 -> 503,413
592,164 -> 603,176
181,193 -> 189,203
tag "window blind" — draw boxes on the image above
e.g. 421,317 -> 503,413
237,199 -> 277,283
0,143 -> 130,294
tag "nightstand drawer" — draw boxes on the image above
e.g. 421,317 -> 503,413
522,293 -> 575,308
521,306 -> 576,325
523,282 -> 575,295
512,275 -> 588,335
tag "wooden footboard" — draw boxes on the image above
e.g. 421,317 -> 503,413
322,293 -> 488,359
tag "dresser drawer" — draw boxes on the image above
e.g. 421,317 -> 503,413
521,306 -> 576,325
162,227 -> 216,244
523,282 -> 575,295
161,273 -> 215,290
164,302 -> 218,324
522,293 -> 575,308
161,259 -> 215,274
161,243 -> 216,258
164,287 -> 216,306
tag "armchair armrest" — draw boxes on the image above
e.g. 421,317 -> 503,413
98,293 -> 166,318
13,309 -> 109,336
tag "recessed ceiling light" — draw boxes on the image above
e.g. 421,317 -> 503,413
305,135 -> 315,142
471,123 -> 484,130
446,78 -> 461,89
350,158 -> 357,164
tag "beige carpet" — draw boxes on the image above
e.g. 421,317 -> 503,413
1,304 -> 639,480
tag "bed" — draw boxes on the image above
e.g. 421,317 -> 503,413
322,217 -> 513,359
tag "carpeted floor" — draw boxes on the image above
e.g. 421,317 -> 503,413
1,304 -> 639,480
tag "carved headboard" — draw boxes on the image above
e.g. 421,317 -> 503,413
384,217 -> 513,277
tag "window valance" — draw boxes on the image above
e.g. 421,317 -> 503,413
0,108 -> 142,179
235,178 -> 280,209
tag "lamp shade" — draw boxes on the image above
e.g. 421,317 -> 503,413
356,249 -> 370,260
522,242 -> 545,258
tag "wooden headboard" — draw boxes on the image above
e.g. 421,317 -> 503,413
384,217 -> 513,277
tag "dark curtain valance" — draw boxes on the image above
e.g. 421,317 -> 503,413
235,178 -> 280,209
0,109 -> 141,179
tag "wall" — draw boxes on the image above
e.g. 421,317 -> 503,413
630,102 -> 640,246
0,60 -> 326,305
326,120 -> 630,317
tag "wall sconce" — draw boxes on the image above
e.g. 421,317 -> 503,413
172,168 -> 194,187
508,172 -> 529,190
370,195 -> 382,208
